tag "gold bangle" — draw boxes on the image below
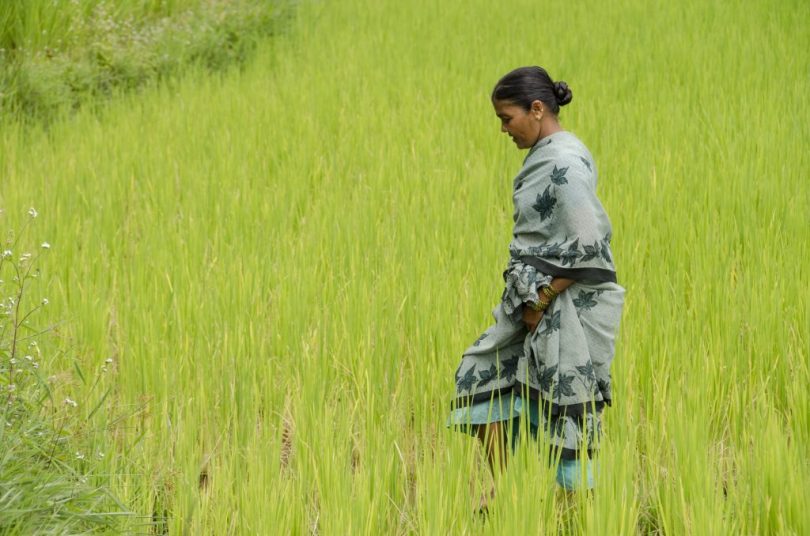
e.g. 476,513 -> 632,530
526,297 -> 550,311
541,285 -> 558,300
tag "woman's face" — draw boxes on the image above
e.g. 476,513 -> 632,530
493,99 -> 543,149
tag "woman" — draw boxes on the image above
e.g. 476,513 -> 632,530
448,66 -> 625,505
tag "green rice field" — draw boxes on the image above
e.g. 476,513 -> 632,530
1,0 -> 808,533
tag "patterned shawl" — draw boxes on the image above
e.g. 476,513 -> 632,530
453,131 -> 625,417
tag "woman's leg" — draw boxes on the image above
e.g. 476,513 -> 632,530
475,421 -> 508,511
476,421 -> 508,474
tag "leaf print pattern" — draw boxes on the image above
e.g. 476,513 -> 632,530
601,232 -> 613,262
516,235 -> 614,268
578,156 -> 592,171
600,241 -> 612,263
550,165 -> 569,185
456,367 -> 477,391
536,364 -> 557,393
473,333 -> 488,347
553,373 -> 576,398
597,377 -> 612,398
477,364 -> 498,387
551,418 -> 566,438
516,241 -> 560,259
532,185 -> 557,221
586,415 -> 602,445
559,239 -> 580,266
545,243 -> 564,257
500,354 -> 520,381
575,363 -> 597,390
540,310 -> 561,336
572,290 -> 598,311
581,242 -> 601,262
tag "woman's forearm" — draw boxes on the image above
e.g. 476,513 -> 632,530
522,277 -> 576,332
548,277 -> 575,295
538,277 -> 574,309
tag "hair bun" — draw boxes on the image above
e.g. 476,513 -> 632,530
553,81 -> 573,106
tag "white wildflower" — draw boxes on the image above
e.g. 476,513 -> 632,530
41,298 -> 49,306
7,384 -> 15,392
20,253 -> 32,262
105,358 -> 113,364
27,207 -> 38,218
9,358 -> 16,365
75,452 -> 85,460
24,355 -> 33,361
64,397 -> 78,407
2,250 -> 11,258
41,242 -> 51,249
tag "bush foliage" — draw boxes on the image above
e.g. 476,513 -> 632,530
0,0 -> 291,121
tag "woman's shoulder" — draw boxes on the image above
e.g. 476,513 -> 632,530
526,131 -> 591,160
522,131 -> 596,178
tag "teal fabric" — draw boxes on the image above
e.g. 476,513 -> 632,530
447,395 -> 522,431
447,394 -> 595,490
556,458 -> 595,491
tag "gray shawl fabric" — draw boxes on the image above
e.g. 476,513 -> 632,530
452,131 -> 625,423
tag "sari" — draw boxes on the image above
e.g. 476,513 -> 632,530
449,131 -> 625,462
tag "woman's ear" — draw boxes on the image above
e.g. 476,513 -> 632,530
531,100 -> 544,120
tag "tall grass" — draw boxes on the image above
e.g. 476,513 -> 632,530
1,0 -> 228,51
0,0 -> 292,119
0,0 -> 807,533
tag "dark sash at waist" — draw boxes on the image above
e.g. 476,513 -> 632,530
519,255 -> 617,283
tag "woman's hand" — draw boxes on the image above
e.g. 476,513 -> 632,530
522,306 -> 544,333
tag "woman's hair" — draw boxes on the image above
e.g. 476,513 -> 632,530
491,66 -> 573,115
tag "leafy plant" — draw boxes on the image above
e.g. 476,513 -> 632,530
0,208 -> 128,534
